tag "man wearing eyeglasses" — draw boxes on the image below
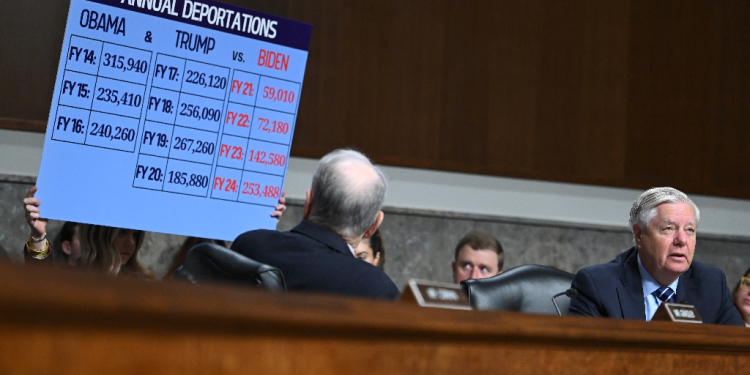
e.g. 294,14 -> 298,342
569,187 -> 744,325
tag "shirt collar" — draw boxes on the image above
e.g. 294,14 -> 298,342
637,253 -> 679,295
347,243 -> 355,257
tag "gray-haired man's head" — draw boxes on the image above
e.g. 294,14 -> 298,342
629,187 -> 699,286
628,187 -> 700,244
306,149 -> 387,240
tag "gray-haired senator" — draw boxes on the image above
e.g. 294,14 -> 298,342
569,187 -> 743,325
231,149 -> 399,300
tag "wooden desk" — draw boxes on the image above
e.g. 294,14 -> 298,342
0,262 -> 748,374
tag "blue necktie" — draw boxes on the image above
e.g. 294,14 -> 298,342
652,286 -> 675,303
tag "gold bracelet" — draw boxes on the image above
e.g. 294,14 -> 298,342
25,238 -> 50,260
30,232 -> 47,243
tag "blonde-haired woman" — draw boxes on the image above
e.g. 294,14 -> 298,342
23,186 -> 153,278
78,224 -> 152,277
24,185 -> 285,276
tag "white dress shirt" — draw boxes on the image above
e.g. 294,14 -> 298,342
637,254 -> 680,321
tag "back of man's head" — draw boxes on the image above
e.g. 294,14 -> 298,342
308,149 -> 388,239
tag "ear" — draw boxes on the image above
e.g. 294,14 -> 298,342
363,211 -> 384,238
61,241 -> 72,256
632,223 -> 642,248
303,189 -> 312,219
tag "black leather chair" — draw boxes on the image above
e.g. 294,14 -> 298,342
461,264 -> 574,315
174,243 -> 286,292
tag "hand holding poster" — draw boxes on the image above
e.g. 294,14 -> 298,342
37,0 -> 312,240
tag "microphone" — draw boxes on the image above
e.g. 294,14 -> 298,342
552,288 -> 578,316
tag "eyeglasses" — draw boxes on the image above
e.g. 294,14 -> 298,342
740,277 -> 750,290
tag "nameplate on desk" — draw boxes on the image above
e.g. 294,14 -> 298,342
400,279 -> 472,310
652,302 -> 703,323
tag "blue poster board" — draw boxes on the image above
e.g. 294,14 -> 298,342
37,0 -> 312,240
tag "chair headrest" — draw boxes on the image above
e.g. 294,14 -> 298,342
174,243 -> 285,292
461,264 -> 574,314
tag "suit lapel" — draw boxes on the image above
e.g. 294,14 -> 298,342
676,266 -> 699,304
617,248 -> 647,320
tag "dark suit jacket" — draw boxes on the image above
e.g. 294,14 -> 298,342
231,220 -> 399,300
569,247 -> 744,326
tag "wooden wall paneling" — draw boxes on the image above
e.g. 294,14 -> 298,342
520,0 -> 630,185
707,2 -> 750,196
625,1 -> 719,194
0,0 -> 69,122
289,0 -> 350,157
334,2 -> 394,154
4,0 -> 750,200
283,0 -> 322,158
485,0 -> 541,175
662,1 -> 718,193
531,1 -> 589,180
231,0 -> 289,19
378,0 -> 445,166
437,1 -> 494,171
625,1 -> 674,190
575,0 -> 630,184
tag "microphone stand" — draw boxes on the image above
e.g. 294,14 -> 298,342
552,288 -> 578,316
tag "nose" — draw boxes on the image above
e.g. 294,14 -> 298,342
470,267 -> 482,280
125,232 -> 136,248
674,228 -> 687,246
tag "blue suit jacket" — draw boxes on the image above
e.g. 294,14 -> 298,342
231,220 -> 399,300
569,247 -> 744,326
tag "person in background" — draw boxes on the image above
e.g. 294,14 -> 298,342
354,228 -> 385,270
733,267 -> 750,327
452,231 -> 504,284
78,224 -> 151,277
24,185 -> 286,277
23,186 -> 151,278
51,221 -> 81,266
